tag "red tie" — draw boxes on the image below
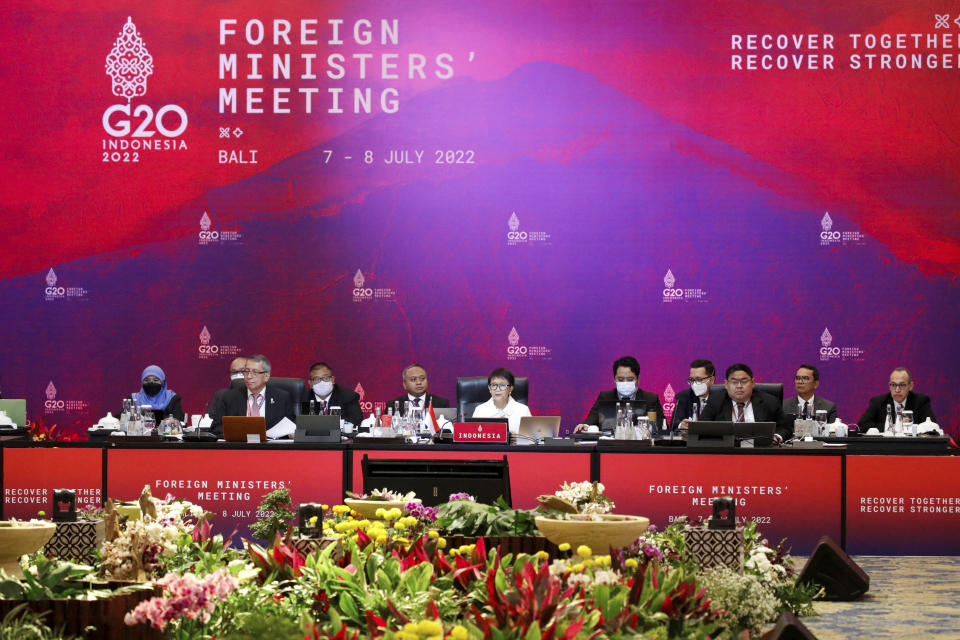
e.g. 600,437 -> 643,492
248,393 -> 263,417
736,402 -> 745,422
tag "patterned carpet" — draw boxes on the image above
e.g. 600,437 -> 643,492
795,556 -> 960,639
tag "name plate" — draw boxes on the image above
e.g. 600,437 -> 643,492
453,422 -> 509,443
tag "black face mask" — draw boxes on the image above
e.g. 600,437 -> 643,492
142,382 -> 163,396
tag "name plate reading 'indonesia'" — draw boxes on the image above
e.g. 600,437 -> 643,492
453,422 -> 509,443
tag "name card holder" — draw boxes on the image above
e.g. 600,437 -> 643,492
452,422 -> 509,443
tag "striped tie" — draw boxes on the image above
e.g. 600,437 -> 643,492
736,402 -> 745,422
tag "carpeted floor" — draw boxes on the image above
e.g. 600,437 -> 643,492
793,556 -> 960,639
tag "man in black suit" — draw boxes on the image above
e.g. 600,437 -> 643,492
670,358 -> 719,429
300,362 -> 363,428
386,364 -> 450,415
209,355 -> 295,438
575,356 -> 665,432
783,364 -> 838,423
699,363 -> 792,443
209,357 -> 250,421
857,367 -> 936,432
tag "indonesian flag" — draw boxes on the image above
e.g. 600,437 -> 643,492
427,400 -> 440,433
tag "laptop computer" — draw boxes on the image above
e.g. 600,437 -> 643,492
517,416 -> 561,443
294,414 -> 341,443
0,399 -> 27,427
222,416 -> 267,442
432,407 -> 458,423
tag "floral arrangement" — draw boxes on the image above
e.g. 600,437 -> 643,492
309,501 -> 439,546
348,488 -> 418,502
100,495 -> 205,581
539,481 -> 615,517
124,568 -> 238,631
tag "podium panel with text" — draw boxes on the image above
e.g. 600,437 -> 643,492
351,448 -> 591,509
3,447 -> 102,519
846,456 -> 960,555
107,448 -> 342,539
600,451 -> 842,554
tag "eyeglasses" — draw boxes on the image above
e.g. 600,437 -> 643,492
309,375 -> 333,383
889,382 -> 909,390
727,378 -> 753,387
230,369 -> 248,376
244,370 -> 268,377
794,376 -> 813,382
686,377 -> 711,384
488,383 -> 509,391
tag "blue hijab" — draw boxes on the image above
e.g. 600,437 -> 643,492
132,365 -> 176,409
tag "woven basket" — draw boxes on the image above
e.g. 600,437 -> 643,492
535,514 -> 649,553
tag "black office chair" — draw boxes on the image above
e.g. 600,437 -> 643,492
267,377 -> 306,416
709,383 -> 783,405
457,376 -> 529,419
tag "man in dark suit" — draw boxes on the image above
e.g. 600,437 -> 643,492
670,358 -> 719,429
783,364 -> 838,423
699,363 -> 792,443
857,367 -> 936,432
209,355 -> 295,438
209,357 -> 250,422
575,356 -> 665,432
300,362 -> 363,428
386,364 -> 450,415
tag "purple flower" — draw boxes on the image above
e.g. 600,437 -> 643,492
448,492 -> 475,502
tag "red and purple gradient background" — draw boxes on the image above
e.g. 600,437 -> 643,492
0,1 -> 957,435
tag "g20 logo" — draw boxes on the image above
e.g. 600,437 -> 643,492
199,230 -> 220,241
663,401 -> 676,414
103,104 -> 188,138
360,401 -> 374,413
663,289 -> 684,298
45,286 -> 65,296
507,231 -> 528,241
507,346 -> 528,356
44,400 -> 65,410
820,347 -> 840,357
199,345 -> 220,355
353,288 -> 373,298
820,231 -> 841,240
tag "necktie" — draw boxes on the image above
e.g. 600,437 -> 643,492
248,393 -> 263,417
736,402 -> 745,422
411,397 -> 421,407
802,401 -> 809,419
320,400 -> 327,414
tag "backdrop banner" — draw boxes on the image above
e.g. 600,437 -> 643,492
0,1 -> 956,436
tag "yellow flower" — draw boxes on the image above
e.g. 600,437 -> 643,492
625,558 -> 639,569
558,543 -> 571,552
394,521 -> 407,531
437,537 -> 447,549
583,558 -> 594,567
450,549 -> 460,557
596,555 -> 611,567
321,504 -> 329,510
576,545 -> 592,558
376,535 -> 388,545
308,515 -> 318,526
428,530 -> 439,539
416,619 -> 443,636
449,625 -> 469,640
395,632 -> 418,640
536,550 -> 549,561
571,563 -> 585,572
393,536 -> 409,545
403,622 -> 418,633
359,519 -> 371,529
375,508 -> 386,518
458,545 -> 472,555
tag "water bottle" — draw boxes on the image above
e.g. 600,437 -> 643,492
625,402 -> 634,429
884,404 -> 893,433
309,399 -> 316,415
119,399 -> 131,434
615,402 -> 624,429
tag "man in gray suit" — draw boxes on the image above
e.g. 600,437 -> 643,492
783,364 -> 837,423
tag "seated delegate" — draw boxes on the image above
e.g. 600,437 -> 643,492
576,356 -> 664,432
209,355 -> 295,438
131,365 -> 184,422
471,367 -> 531,434
857,367 -> 936,432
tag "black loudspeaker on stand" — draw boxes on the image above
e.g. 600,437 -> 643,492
761,612 -> 818,639
797,535 -> 870,600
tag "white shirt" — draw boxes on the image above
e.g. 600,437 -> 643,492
795,395 -> 816,418
247,389 -> 266,418
472,396 -> 531,434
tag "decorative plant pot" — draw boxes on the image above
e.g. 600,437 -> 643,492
0,582 -> 161,640
535,514 -> 650,553
0,521 -> 56,578
43,519 -> 106,564
684,525 -> 745,571
291,536 -> 341,559
443,535 -> 560,557
344,498 -> 420,520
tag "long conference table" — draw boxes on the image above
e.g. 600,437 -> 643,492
2,439 -> 958,555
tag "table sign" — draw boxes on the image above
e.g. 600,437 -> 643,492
453,422 -> 509,443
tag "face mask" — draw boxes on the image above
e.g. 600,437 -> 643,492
313,381 -> 334,397
230,373 -> 244,381
616,380 -> 637,397
142,382 -> 162,396
691,381 -> 709,397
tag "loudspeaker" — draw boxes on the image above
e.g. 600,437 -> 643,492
797,536 -> 869,600
761,612 -> 818,639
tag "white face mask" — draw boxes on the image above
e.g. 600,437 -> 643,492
230,373 -> 244,381
616,380 -> 638,397
313,381 -> 334,397
691,381 -> 709,397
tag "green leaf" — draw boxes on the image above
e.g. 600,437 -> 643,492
338,592 -> 360,621
524,621 -> 542,640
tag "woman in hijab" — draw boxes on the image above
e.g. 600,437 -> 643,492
131,365 -> 184,421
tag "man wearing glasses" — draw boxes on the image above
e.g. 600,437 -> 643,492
386,364 -> 450,414
209,355 -> 295,438
783,364 -> 837,422
300,362 -> 363,428
856,367 -> 936,432
699,363 -> 792,443
670,359 -> 719,430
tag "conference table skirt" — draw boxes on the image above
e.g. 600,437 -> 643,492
1,442 -> 957,555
